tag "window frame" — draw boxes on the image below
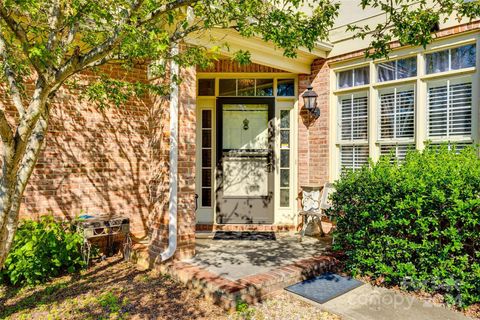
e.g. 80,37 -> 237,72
377,84 -> 416,144
425,44 -> 476,75
426,76 -> 474,142
331,35 -> 479,179
377,56 -> 418,82
336,66 -> 370,89
337,91 -> 369,144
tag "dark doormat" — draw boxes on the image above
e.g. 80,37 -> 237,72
285,273 -> 363,304
213,231 -> 276,241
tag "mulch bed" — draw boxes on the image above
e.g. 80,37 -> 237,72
0,257 -> 227,319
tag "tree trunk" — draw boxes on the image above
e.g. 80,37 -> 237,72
0,106 -> 49,267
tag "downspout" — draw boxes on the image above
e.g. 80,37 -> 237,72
160,44 -> 179,261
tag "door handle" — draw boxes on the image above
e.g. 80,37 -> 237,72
194,193 -> 199,211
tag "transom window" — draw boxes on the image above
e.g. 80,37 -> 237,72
377,57 -> 417,82
425,44 -> 476,74
337,66 -> 369,89
218,78 -> 274,96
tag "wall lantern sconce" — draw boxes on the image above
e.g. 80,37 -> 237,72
302,85 -> 319,117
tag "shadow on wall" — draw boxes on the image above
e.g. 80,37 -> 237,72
19,68 -> 171,241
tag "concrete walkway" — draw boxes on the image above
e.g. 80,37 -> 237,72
187,234 -> 332,280
292,283 -> 470,320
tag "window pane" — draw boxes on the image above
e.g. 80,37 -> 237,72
339,95 -> 369,141
338,70 -> 353,89
202,169 -> 212,187
428,80 -> 472,138
256,79 -> 274,96
354,67 -> 369,86
219,79 -> 236,96
340,97 -> 353,140
451,44 -> 476,70
277,79 -> 295,96
280,150 -> 290,168
352,96 -> 368,140
380,144 -> 412,162
201,188 -> 212,207
396,89 -> 415,138
378,61 -> 395,82
397,57 -> 417,79
426,50 -> 449,74
237,79 -> 255,96
380,92 -> 395,139
340,145 -> 369,171
280,110 -> 290,128
202,130 -> 212,148
202,110 -> 212,128
198,79 -> 215,96
280,189 -> 290,207
202,149 -> 211,167
428,84 -> 448,137
449,82 -> 472,136
280,130 -> 290,148
280,169 -> 289,187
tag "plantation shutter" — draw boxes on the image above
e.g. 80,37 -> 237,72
340,95 -> 368,141
340,145 -> 369,171
428,80 -> 472,137
380,144 -> 411,161
380,88 -> 414,139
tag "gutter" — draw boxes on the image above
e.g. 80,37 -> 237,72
160,44 -> 179,262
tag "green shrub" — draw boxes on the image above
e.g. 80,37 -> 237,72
329,144 -> 480,307
1,216 -> 86,286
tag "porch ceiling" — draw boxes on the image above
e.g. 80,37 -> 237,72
186,29 -> 332,74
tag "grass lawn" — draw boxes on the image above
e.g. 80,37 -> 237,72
0,257 -> 339,320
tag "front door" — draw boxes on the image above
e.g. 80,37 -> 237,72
216,97 -> 275,224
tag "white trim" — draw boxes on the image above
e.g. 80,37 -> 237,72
330,33 -> 480,178
194,74 -> 299,225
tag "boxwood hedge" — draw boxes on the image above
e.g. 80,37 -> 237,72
329,144 -> 480,307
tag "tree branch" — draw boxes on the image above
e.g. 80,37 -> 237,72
46,0 -> 62,52
0,104 -> 13,147
139,0 -> 199,26
0,31 -> 25,116
0,4 -> 46,80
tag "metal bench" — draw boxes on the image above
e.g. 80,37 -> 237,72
298,182 -> 335,241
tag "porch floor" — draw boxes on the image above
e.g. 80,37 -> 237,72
186,233 -> 332,280
156,232 -> 339,309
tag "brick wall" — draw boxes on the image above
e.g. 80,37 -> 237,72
297,59 -> 330,191
147,66 -> 197,261
2,61 -> 197,262
16,64 -> 153,239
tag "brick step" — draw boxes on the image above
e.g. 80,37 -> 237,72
155,254 -> 339,310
